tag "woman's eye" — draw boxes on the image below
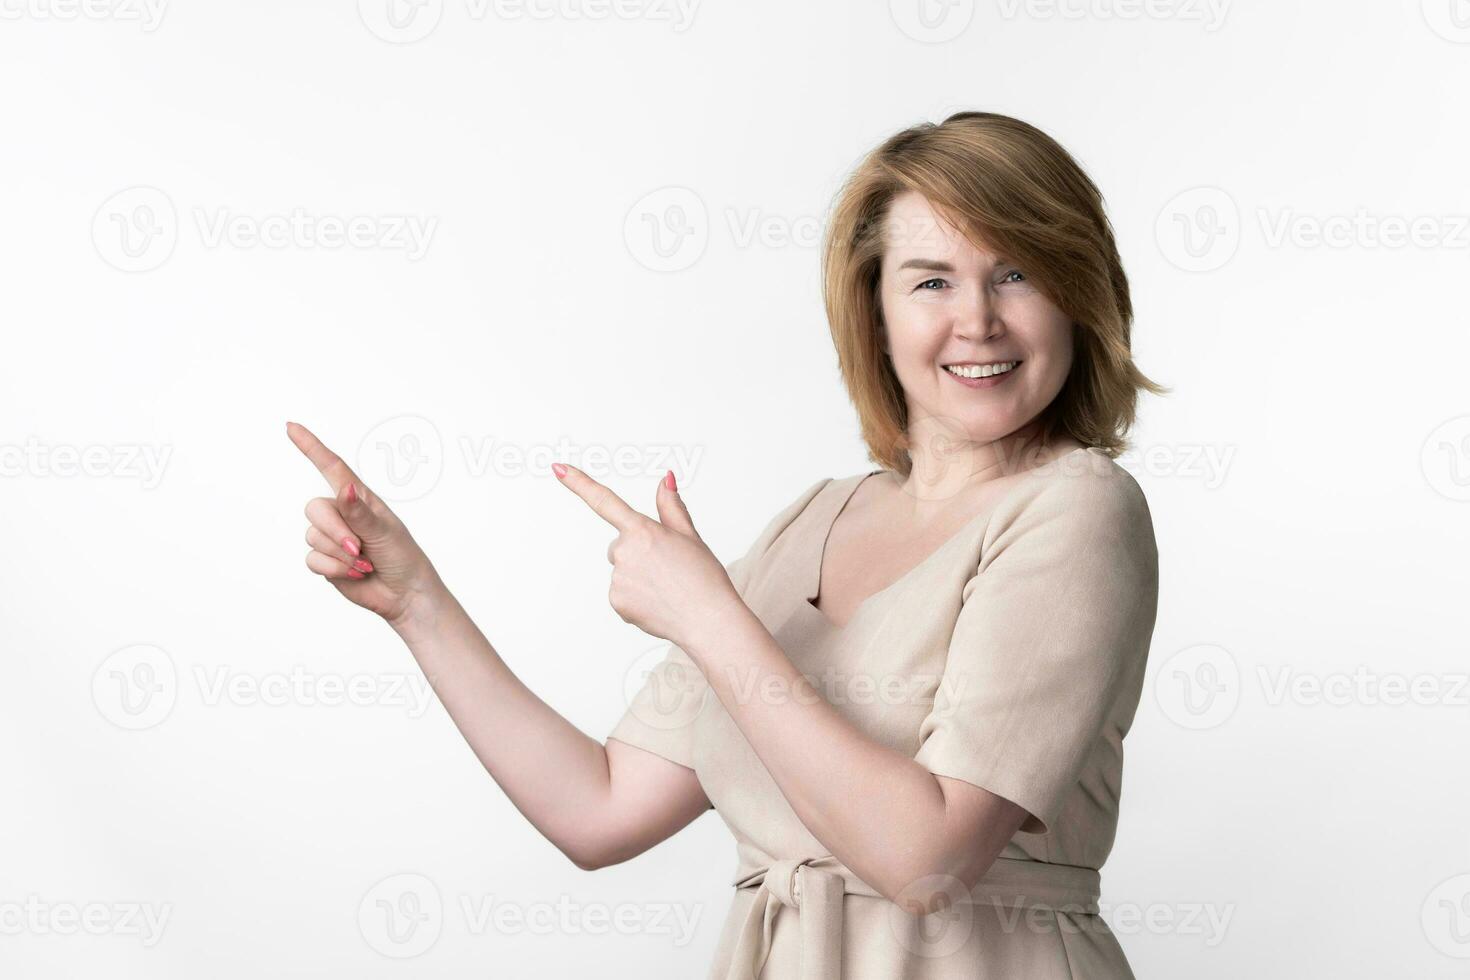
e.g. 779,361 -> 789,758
914,278 -> 946,291
1001,269 -> 1027,283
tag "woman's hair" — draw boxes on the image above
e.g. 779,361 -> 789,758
820,111 -> 1169,474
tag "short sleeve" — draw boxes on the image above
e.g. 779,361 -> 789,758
912,466 -> 1159,835
606,476 -> 831,771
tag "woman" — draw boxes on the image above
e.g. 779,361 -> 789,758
288,111 -> 1167,978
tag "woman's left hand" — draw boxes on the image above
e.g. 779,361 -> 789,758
554,463 -> 741,651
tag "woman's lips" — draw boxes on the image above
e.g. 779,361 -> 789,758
943,362 -> 1020,389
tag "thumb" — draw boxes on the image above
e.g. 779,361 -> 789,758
654,470 -> 699,539
337,479 -> 389,540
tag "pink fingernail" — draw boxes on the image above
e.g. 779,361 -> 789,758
342,538 -> 360,557
346,483 -> 358,503
552,463 -> 567,479
347,568 -> 365,579
353,559 -> 374,573
664,470 -> 676,491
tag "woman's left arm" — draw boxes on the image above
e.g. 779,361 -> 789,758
555,461 -> 1156,913
553,462 -> 1027,912
685,597 -> 1031,912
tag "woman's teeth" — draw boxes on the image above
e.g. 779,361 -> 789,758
944,361 -> 1018,379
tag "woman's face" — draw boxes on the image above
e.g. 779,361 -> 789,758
878,190 -> 1074,451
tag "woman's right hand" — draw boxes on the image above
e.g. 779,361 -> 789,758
286,421 -> 445,628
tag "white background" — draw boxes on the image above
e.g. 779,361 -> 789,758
3,0 -> 1469,976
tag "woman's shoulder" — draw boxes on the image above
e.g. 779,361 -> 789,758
740,473 -> 841,554
993,446 -> 1154,538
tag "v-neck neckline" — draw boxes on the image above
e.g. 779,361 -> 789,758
797,448 -> 1096,632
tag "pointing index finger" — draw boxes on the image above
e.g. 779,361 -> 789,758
557,464 -> 645,533
286,421 -> 361,496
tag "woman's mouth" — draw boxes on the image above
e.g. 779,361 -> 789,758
943,360 -> 1021,388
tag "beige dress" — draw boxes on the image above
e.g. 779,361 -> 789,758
608,447 -> 1160,979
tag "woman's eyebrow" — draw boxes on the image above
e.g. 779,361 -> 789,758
895,256 -> 1015,273
895,258 -> 957,272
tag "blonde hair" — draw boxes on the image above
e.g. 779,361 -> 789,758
820,111 -> 1169,474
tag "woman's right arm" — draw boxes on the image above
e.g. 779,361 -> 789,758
286,421 -> 710,870
388,585 -> 712,869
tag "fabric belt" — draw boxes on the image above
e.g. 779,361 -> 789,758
725,855 -> 1101,980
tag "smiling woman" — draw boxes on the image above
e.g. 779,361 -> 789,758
289,110 -> 1167,980
605,111 -> 1170,978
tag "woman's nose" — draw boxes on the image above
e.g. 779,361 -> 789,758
951,286 -> 1005,340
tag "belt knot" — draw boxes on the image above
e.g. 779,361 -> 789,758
763,857 -> 806,909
